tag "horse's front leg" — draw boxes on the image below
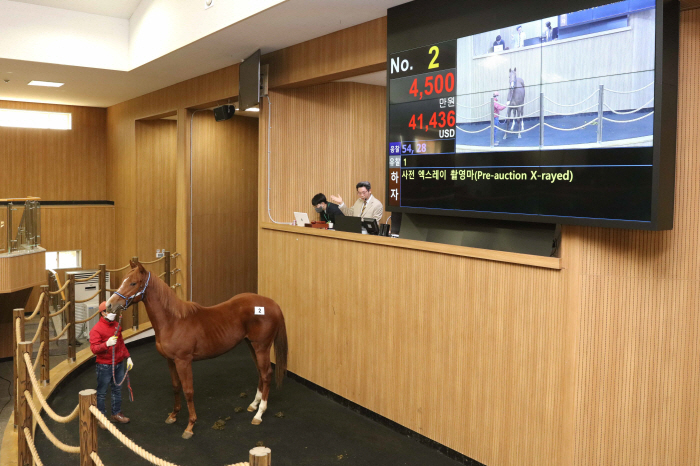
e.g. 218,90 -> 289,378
165,359 -> 181,425
174,358 -> 197,439
518,114 -> 523,139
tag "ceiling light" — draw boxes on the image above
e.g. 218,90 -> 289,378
245,107 -> 260,112
0,109 -> 71,130
28,81 -> 64,87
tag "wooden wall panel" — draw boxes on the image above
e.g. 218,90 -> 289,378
0,101 -> 106,200
191,113 -> 258,306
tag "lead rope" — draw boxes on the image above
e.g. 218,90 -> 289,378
111,309 -> 134,402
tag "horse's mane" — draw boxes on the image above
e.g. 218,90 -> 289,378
149,274 -> 201,319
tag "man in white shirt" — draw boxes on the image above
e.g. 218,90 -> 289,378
330,181 -> 383,222
512,25 -> 526,48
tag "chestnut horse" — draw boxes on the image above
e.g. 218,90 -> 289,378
106,260 -> 287,439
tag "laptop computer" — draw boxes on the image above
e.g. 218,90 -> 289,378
294,212 -> 311,226
333,216 -> 363,234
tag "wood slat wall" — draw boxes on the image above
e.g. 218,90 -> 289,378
192,113 -> 258,306
0,101 -> 106,200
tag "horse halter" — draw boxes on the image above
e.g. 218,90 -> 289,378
113,272 -> 151,309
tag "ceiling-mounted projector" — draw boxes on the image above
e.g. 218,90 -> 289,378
213,104 -> 235,121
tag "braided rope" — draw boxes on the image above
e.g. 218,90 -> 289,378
457,112 -> 491,121
545,102 -> 598,116
456,100 -> 490,109
24,293 -> 44,321
91,452 -> 106,466
171,252 -> 180,258
30,317 -> 44,344
49,323 -> 71,342
74,270 -> 100,282
49,301 -> 70,317
544,90 -> 598,107
603,111 -> 654,123
171,284 -> 181,290
107,264 -> 130,273
24,390 -> 80,453
139,256 -> 165,264
23,427 -> 45,466
604,82 -> 654,94
24,353 -> 80,423
495,123 -> 541,134
16,317 -> 22,343
75,290 -> 101,304
544,119 -> 598,131
33,341 -> 45,372
603,98 -> 654,115
75,309 -> 101,324
48,281 -> 70,295
158,272 -> 167,278
456,125 -> 491,134
107,288 -> 118,292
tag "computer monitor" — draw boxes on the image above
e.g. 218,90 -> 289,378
333,216 -> 363,234
361,218 -> 380,235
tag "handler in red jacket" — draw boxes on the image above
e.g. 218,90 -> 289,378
89,301 -> 133,427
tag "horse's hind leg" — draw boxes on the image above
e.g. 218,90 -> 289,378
245,339 -> 264,413
174,358 -> 197,439
165,359 -> 181,425
250,344 -> 273,425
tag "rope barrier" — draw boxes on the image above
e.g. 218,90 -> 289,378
171,284 -> 182,290
140,256 -> 165,264
456,125 -> 491,134
158,272 -> 167,278
495,123 -> 541,134
75,309 -> 101,324
171,252 -> 181,258
457,112 -> 492,121
91,452 -> 104,466
544,90 -> 598,107
23,427 -> 45,466
16,318 -> 22,343
30,317 -> 44,344
75,289 -> 101,304
544,119 -> 598,131
456,101 -> 490,109
604,98 -> 654,115
107,288 -> 118,292
603,111 -> 654,123
545,102 -> 599,116
33,341 -> 45,372
49,301 -> 70,317
604,82 -> 654,94
48,280 -> 70,295
74,270 -> 101,282
49,323 -> 71,342
24,390 -> 80,453
24,293 -> 44,321
23,352 -> 80,423
107,264 -> 130,273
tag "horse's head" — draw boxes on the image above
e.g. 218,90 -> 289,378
106,260 -> 151,313
509,68 -> 517,89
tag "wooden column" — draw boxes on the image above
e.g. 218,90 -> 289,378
12,308 -> 25,429
249,446 -> 272,466
17,342 -> 33,466
40,286 -> 50,385
99,264 -> 107,304
131,256 -> 139,330
79,389 -> 98,466
67,276 -> 76,362
164,251 -> 171,287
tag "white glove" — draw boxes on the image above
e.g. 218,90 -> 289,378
127,357 -> 133,371
106,336 -> 118,347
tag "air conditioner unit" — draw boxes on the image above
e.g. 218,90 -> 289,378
74,270 -> 111,339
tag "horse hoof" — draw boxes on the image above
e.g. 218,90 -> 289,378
247,406 -> 256,412
165,416 -> 177,424
182,431 -> 193,439
251,418 -> 262,425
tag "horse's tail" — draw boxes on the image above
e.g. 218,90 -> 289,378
274,311 -> 288,388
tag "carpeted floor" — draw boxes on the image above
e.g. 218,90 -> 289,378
34,340 -> 473,466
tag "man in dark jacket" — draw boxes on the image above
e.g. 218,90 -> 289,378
312,193 -> 344,224
89,301 -> 133,427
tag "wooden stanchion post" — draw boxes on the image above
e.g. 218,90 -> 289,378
99,264 -> 107,305
79,389 -> 98,466
17,342 -> 33,466
164,251 -> 171,287
12,308 -> 25,429
249,446 -> 272,466
40,286 -> 50,385
67,275 -> 76,362
131,256 -> 139,330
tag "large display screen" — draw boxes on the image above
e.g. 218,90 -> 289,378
386,0 -> 678,230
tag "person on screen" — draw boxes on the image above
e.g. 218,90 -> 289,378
331,181 -> 383,222
542,22 -> 553,42
493,92 -> 506,147
512,25 -> 526,48
493,35 -> 506,52
311,193 -> 344,224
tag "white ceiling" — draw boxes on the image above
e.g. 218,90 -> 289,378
9,0 -> 142,19
336,70 -> 386,87
0,0 -> 404,108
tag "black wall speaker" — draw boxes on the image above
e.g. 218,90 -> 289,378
213,105 -> 235,121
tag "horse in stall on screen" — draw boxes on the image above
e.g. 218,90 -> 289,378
106,260 -> 288,439
504,67 -> 526,139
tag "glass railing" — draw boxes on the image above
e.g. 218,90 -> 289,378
0,198 -> 41,254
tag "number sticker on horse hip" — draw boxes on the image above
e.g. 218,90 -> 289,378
255,307 -> 265,315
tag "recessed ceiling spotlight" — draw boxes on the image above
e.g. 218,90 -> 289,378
28,81 -> 64,87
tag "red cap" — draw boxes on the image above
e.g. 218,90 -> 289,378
99,301 -> 107,312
